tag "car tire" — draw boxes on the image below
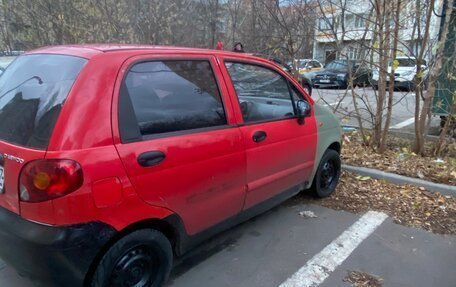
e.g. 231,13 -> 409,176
90,229 -> 173,287
310,149 -> 341,198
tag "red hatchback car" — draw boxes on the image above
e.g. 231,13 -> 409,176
0,45 -> 342,287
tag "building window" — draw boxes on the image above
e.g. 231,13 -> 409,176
347,47 -> 358,60
409,41 -> 422,57
345,14 -> 354,28
319,17 -> 333,30
354,14 -> 365,28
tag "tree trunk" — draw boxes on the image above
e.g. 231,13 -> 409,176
373,0 -> 387,149
412,0 -> 435,155
380,0 -> 401,153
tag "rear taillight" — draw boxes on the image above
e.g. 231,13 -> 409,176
19,159 -> 83,203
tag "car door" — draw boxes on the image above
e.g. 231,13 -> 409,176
220,59 -> 317,209
113,55 -> 247,235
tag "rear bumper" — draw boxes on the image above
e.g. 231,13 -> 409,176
0,207 -> 116,287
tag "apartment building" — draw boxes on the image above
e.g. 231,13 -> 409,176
312,0 -> 444,65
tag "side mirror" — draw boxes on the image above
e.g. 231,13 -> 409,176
296,100 -> 311,125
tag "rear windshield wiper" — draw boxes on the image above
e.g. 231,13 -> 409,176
0,76 -> 43,99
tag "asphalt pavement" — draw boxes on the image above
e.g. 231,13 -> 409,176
311,87 -> 441,135
2,198 -> 455,287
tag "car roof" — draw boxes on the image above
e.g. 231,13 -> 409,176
25,44 -> 267,60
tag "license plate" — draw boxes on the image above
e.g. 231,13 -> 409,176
0,165 -> 4,193
320,79 -> 331,83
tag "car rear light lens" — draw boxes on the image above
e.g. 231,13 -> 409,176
19,159 -> 83,202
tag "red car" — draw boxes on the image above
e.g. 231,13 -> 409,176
0,45 -> 342,287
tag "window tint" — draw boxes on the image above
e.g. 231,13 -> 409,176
0,54 -> 87,149
121,60 -> 226,138
225,62 -> 295,123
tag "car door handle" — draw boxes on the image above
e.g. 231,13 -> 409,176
252,131 -> 267,143
137,151 -> 166,167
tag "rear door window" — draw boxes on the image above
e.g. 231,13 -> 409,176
0,54 -> 87,149
119,60 -> 227,141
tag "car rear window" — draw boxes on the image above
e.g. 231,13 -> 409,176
0,54 -> 87,149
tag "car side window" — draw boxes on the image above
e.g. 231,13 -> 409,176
120,60 -> 227,140
225,62 -> 295,123
291,85 -> 304,102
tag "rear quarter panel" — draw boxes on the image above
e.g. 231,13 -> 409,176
47,53 -> 126,151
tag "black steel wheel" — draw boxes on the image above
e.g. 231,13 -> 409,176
91,229 -> 172,287
310,149 -> 341,198
110,245 -> 158,286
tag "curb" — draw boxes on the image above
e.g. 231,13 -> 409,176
342,164 -> 456,197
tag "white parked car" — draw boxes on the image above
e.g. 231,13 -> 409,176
371,56 -> 428,91
294,59 -> 323,75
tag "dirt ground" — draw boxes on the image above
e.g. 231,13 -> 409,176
342,132 -> 456,186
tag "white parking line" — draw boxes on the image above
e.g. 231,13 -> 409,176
278,211 -> 388,287
390,117 -> 415,129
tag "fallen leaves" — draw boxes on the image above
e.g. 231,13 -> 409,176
344,271 -> 383,287
297,171 -> 456,235
355,175 -> 371,181
342,133 -> 456,186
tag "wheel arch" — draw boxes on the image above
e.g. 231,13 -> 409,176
84,214 -> 186,286
306,139 -> 341,188
327,141 -> 341,154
